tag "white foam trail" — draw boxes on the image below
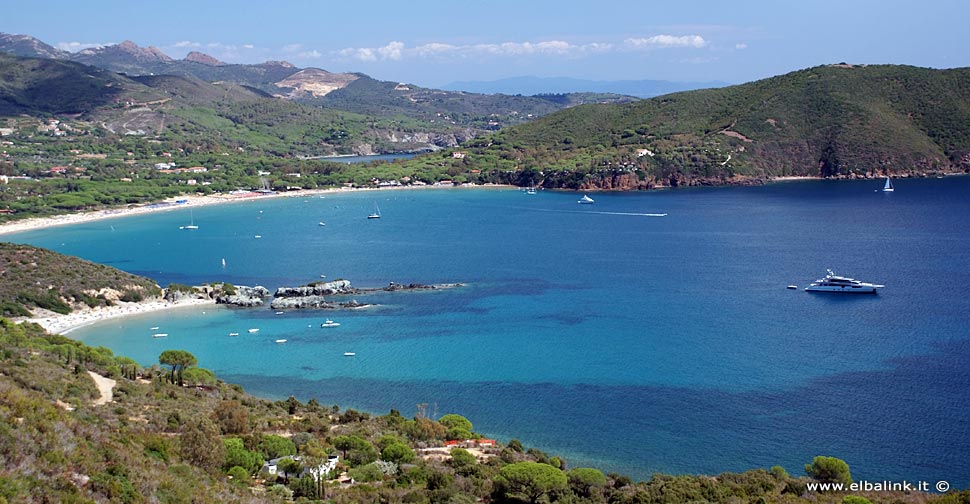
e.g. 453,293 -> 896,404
580,211 -> 668,217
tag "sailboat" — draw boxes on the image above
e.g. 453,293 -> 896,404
526,185 -> 537,195
179,210 -> 199,229
578,194 -> 595,204
367,203 -> 381,219
221,258 -> 226,268
882,177 -> 894,192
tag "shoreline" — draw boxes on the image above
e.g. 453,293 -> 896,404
24,297 -> 217,335
0,183 -> 511,237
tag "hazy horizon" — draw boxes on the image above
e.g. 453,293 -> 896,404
4,0 -> 968,89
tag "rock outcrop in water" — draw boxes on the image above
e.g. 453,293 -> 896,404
268,279 -> 463,310
215,285 -> 270,307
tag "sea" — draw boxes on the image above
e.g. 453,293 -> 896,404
7,177 -> 970,486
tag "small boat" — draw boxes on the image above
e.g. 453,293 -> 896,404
247,328 -> 260,333
343,352 -> 356,357
150,326 -> 160,330
578,194 -> 595,204
228,332 -> 239,337
526,186 -> 537,195
367,203 -> 382,219
275,339 -> 287,344
254,235 -> 262,239
180,210 -> 199,229
882,177 -> 894,192
787,285 -> 798,290
805,269 -> 884,294
152,333 -> 168,338
275,311 -> 284,315
321,319 -> 341,328
221,258 -> 226,268
319,221 -> 326,226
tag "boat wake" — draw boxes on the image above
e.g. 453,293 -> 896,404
577,210 -> 668,217
527,207 -> 668,217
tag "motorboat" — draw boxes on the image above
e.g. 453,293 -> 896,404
321,319 -> 341,328
805,269 -> 884,293
578,194 -> 594,204
152,333 -> 168,338
228,332 -> 239,337
343,352 -> 356,357
248,328 -> 260,333
275,339 -> 287,344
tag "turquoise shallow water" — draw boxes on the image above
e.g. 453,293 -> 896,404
8,179 -> 970,484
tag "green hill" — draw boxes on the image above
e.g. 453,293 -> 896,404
0,242 -> 160,317
0,54 -> 163,116
438,64 -> 970,189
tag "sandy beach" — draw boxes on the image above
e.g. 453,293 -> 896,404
0,183 -> 507,237
0,187 -> 349,237
26,297 -> 217,335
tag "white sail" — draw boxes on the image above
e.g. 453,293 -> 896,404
883,177 -> 894,192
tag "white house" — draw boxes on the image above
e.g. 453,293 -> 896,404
263,455 -> 339,480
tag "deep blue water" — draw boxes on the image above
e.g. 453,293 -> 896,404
7,178 -> 970,485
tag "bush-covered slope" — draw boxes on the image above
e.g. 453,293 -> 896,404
0,242 -> 160,316
443,64 -> 970,189
0,53 -> 163,116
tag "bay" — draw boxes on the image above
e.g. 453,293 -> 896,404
8,178 -> 970,485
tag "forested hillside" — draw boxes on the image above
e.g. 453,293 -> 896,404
413,64 -> 970,189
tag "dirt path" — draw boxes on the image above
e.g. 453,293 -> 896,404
87,371 -> 116,406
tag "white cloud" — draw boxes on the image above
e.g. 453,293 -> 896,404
282,43 -> 304,53
56,41 -> 110,52
339,47 -> 377,62
336,38 -> 618,62
298,50 -> 322,59
625,35 -> 707,49
735,43 -> 748,50
378,41 -> 405,60
243,44 -> 255,49
173,40 -> 201,48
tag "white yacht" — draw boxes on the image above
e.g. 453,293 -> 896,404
228,332 -> 239,337
805,269 -> 884,293
321,319 -> 341,328
248,328 -> 260,333
578,194 -> 594,204
343,352 -> 356,357
275,339 -> 287,344
152,333 -> 169,338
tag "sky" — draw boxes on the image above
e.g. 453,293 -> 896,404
3,0 -> 968,87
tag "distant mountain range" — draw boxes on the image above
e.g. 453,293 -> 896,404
0,32 -> 639,153
441,76 -> 729,98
